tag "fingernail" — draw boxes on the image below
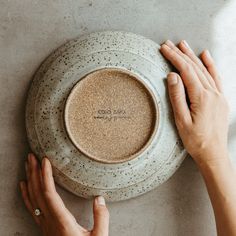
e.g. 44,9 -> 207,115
42,157 -> 47,167
165,39 -> 171,44
205,50 -> 212,60
161,40 -> 169,45
19,181 -> 25,190
161,44 -> 170,50
182,40 -> 192,50
167,73 -> 178,85
97,196 -> 106,206
165,39 -> 174,46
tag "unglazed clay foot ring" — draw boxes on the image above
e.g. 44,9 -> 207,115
64,68 -> 158,164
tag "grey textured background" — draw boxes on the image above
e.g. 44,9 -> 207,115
1,1 -> 236,235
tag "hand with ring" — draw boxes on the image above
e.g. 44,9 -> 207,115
20,153 -> 109,236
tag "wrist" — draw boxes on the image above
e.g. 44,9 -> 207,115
195,153 -> 231,176
192,149 -> 230,171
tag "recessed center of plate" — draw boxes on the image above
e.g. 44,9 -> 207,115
64,68 -> 158,164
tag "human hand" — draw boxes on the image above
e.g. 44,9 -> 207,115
160,40 -> 230,167
19,153 -> 109,236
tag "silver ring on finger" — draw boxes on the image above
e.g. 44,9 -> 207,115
34,208 -> 42,216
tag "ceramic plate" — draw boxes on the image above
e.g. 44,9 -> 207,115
25,31 -> 187,201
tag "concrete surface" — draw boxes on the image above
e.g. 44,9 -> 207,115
1,0 -> 236,235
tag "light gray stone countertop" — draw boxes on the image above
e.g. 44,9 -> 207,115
1,1 -> 236,235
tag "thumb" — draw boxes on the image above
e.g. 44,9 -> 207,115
167,72 -> 191,125
92,196 -> 109,236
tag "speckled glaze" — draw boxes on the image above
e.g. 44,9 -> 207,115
25,31 -> 187,202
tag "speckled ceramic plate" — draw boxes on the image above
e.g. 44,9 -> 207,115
25,31 -> 187,201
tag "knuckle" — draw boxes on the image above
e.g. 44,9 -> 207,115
182,54 -> 190,62
212,90 -> 224,101
192,62 -> 204,75
43,190 -> 53,200
175,113 -> 190,129
198,88 -> 208,101
170,90 -> 181,100
201,90 -> 230,113
181,62 -> 192,73
190,59 -> 207,75
175,117 -> 183,128
200,65 -> 208,75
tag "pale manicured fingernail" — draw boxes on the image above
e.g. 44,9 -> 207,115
165,39 -> 173,45
161,44 -> 170,50
97,196 -> 106,206
182,40 -> 192,50
205,50 -> 212,60
19,181 -> 25,189
42,157 -> 47,168
167,74 -> 178,85
28,153 -> 33,163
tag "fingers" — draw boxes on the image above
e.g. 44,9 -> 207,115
41,157 -> 56,193
22,153 -> 47,226
27,154 -> 46,211
21,154 -> 81,231
164,40 -> 211,90
93,196 -> 109,236
160,40 -> 222,94
178,40 -> 217,89
19,181 -> 41,225
160,43 -> 203,97
201,50 -> 223,92
20,181 -> 33,212
167,73 -> 192,127
41,158 -> 72,222
25,157 -> 36,208
22,154 -> 63,219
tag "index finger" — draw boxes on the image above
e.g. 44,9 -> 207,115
41,158 -> 70,219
